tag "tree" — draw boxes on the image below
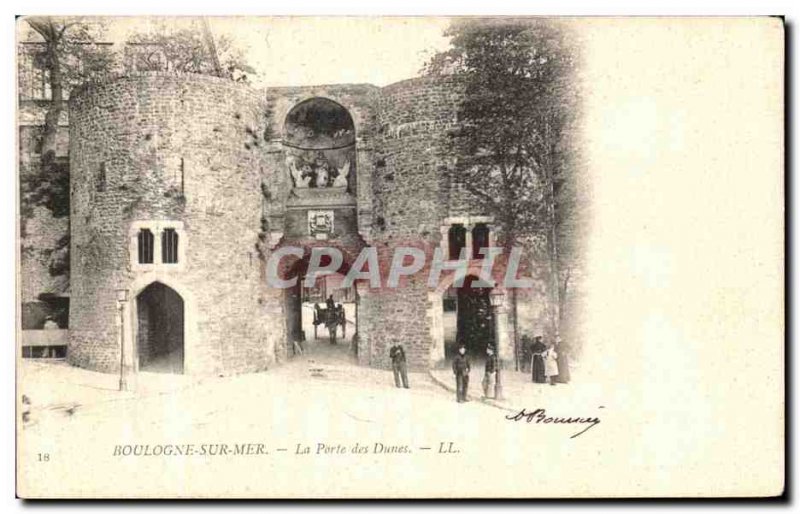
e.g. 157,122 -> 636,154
20,17 -> 114,288
20,17 -> 256,282
21,17 -> 115,221
125,19 -> 255,81
426,19 -> 582,364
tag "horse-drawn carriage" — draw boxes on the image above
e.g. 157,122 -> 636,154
312,304 -> 347,344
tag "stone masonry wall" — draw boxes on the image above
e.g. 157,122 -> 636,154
360,76 -> 465,370
19,113 -> 70,312
68,72 -> 274,375
47,69 -> 557,376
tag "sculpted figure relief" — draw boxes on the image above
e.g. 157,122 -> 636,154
315,160 -> 330,188
287,155 -> 312,188
333,159 -> 350,188
287,152 -> 352,190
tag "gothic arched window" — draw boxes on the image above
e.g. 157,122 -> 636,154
137,229 -> 154,264
472,223 -> 490,259
448,224 -> 467,260
161,228 -> 179,264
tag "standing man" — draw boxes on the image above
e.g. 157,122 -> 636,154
482,345 -> 498,399
389,344 -> 410,389
452,345 -> 471,403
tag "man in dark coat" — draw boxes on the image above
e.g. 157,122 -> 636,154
452,345 -> 471,402
389,344 -> 410,388
530,335 -> 547,384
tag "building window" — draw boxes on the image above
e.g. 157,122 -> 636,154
472,223 -> 490,259
448,224 -> 467,260
138,229 -> 155,264
130,221 -> 185,270
29,52 -> 51,100
161,228 -> 179,264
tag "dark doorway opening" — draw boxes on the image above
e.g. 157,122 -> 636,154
444,275 -> 495,359
136,282 -> 185,374
282,255 -> 357,362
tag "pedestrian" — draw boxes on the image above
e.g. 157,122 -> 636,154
452,345 -> 471,403
520,335 -> 532,373
530,335 -> 547,384
555,335 -> 571,383
389,344 -> 409,389
482,345 -> 497,399
337,303 -> 346,338
544,342 -> 559,386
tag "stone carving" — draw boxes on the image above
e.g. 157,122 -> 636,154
333,159 -> 350,188
286,151 -> 352,190
287,155 -> 311,188
315,159 -> 330,188
308,210 -> 334,239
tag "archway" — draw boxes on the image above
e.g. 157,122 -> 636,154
281,252 -> 358,362
443,275 -> 495,359
282,97 -> 356,192
429,266 -> 510,368
136,282 -> 185,373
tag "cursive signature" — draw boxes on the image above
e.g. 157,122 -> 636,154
504,407 -> 603,439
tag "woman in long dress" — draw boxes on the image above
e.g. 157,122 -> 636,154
544,343 -> 560,386
530,336 -> 547,383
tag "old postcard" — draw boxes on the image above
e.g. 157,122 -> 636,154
15,16 -> 784,498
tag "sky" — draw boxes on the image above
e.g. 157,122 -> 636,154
21,16 -> 454,88
209,17 -> 453,87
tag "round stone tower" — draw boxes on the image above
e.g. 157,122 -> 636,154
357,76 -> 466,369
68,72 -> 275,376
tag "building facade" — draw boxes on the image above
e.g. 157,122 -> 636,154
27,70 -> 557,376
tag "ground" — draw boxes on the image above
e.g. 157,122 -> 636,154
17,337 -> 601,498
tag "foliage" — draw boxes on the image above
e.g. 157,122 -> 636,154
426,19 -> 584,337
46,234 -> 71,277
20,16 -> 114,253
22,17 -> 115,93
125,20 -> 255,81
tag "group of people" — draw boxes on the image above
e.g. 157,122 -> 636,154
525,334 -> 570,385
387,334 -> 571,403
387,342 -> 501,403
451,344 -> 500,402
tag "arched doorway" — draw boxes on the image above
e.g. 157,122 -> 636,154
443,275 -> 495,359
281,253 -> 358,361
136,282 -> 185,374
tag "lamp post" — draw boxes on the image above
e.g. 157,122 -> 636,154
116,289 -> 129,392
489,289 -> 505,400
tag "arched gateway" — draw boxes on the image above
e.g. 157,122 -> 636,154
135,282 -> 185,374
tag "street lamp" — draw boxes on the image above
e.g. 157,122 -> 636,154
116,289 -> 129,392
488,289 -> 505,400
